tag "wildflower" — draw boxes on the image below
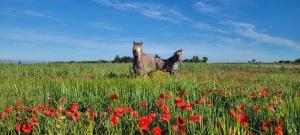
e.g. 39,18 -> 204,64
239,114 -> 249,127
115,107 -> 127,117
152,127 -> 162,135
157,99 -> 163,107
273,119 -> 283,135
111,114 -> 118,125
189,114 -> 202,123
110,93 -> 119,99
161,104 -> 170,113
15,124 -> 22,134
71,112 -> 81,121
252,105 -> 259,113
261,119 -> 272,132
195,98 -> 205,105
176,117 -> 185,127
141,100 -> 147,108
22,123 -> 33,134
34,104 -> 43,111
161,113 -> 171,122
174,97 -> 184,107
70,102 -> 78,112
258,89 -> 270,96
249,92 -> 256,99
172,125 -> 178,132
230,110 -> 239,119
138,116 -> 151,133
5,107 -> 13,114
86,108 -> 97,119
149,112 -> 156,119
15,101 -> 22,107
130,111 -> 139,118
180,126 -> 187,134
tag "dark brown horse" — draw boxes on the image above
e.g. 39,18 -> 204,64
162,49 -> 183,76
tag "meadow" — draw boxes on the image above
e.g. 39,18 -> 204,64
0,63 -> 299,135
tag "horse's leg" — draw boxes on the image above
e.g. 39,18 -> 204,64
171,70 -> 176,76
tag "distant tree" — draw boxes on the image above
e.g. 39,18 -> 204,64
113,55 -> 121,63
112,55 -> 133,63
294,58 -> 300,64
18,61 -> 22,64
191,56 -> 200,62
183,59 -> 190,62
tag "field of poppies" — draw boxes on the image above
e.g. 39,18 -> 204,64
0,63 -> 299,135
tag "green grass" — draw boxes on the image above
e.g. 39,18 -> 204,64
0,63 -> 299,135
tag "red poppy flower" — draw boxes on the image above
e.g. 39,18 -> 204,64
111,114 -> 118,125
161,113 -> 171,122
180,126 -> 187,134
34,104 -> 43,111
273,119 -> 283,135
15,101 -> 22,107
130,111 -> 139,118
157,99 -> 163,107
15,124 -> 22,134
152,127 -> 162,135
110,93 -> 119,99
249,92 -> 255,99
22,123 -> 33,133
195,98 -> 205,105
149,112 -> 156,119
115,107 -> 127,117
86,108 -> 97,119
258,89 -> 270,96
71,112 -> 81,121
176,117 -> 185,126
141,100 -> 147,108
161,104 -> 170,113
5,107 -> 13,114
229,110 -> 239,119
189,114 -> 202,123
70,102 -> 78,112
172,125 -> 178,133
28,117 -> 39,126
138,116 -> 151,131
261,119 -> 272,132
174,97 -> 184,107
206,100 -> 212,108
238,114 -> 249,127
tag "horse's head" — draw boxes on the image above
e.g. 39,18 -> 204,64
174,49 -> 183,61
133,41 -> 143,58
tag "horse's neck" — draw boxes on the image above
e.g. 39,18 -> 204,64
134,50 -> 143,62
166,55 -> 177,64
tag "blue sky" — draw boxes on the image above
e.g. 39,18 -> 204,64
0,0 -> 299,62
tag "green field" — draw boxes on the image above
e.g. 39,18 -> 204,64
0,63 -> 299,135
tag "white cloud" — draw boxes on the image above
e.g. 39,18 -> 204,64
88,21 -> 122,31
226,21 -> 300,50
194,22 -> 226,33
194,1 -> 218,13
92,0 -> 188,23
0,8 -> 60,21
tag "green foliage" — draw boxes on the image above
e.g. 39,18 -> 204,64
0,63 -> 299,134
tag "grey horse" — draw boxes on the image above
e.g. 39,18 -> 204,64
132,41 -> 157,75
